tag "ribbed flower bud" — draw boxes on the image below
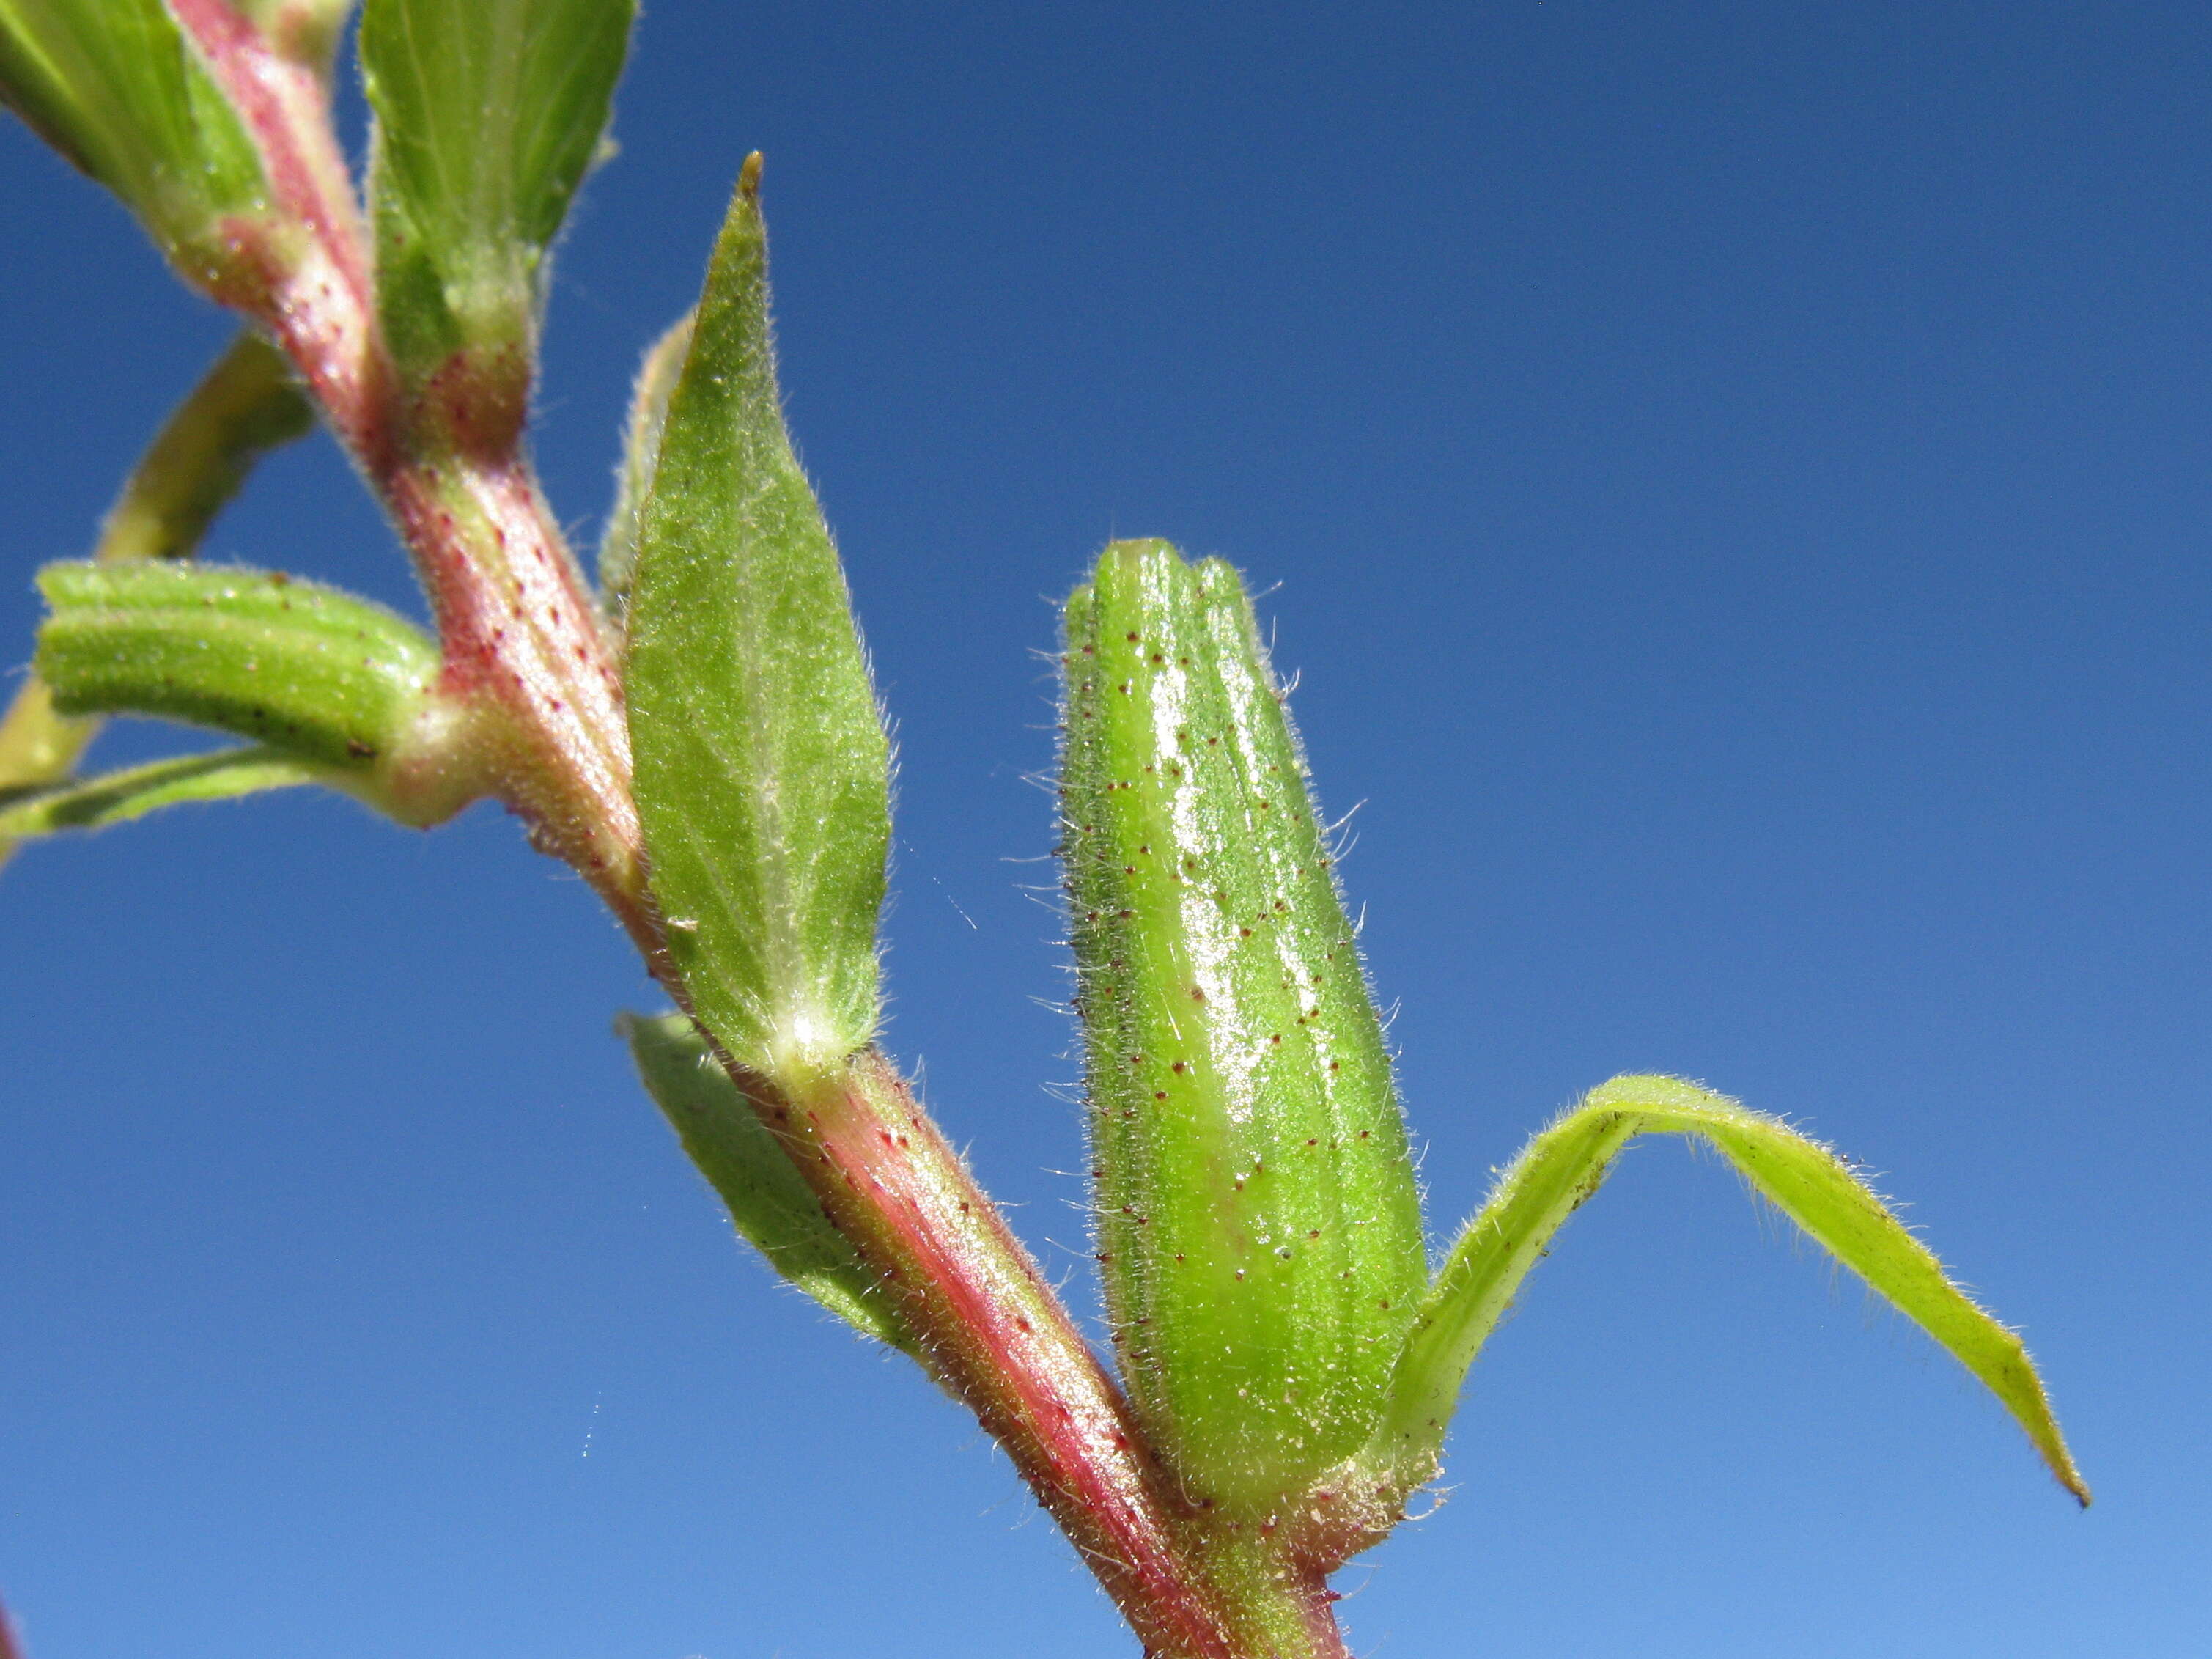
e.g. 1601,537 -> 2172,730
1060,540 -> 1426,1516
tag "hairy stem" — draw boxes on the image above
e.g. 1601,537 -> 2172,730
748,1048 -> 1237,1658
169,1 -> 655,957
161,17 -> 1339,1649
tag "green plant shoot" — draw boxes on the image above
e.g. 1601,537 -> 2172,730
0,10 -> 2091,1658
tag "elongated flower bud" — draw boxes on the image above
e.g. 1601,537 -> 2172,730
35,562 -> 477,826
1060,540 -> 1426,1516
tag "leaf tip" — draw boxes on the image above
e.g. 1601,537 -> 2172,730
740,150 -> 764,200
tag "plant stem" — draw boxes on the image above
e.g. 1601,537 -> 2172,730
1197,1534 -> 1353,1659
383,456 -> 650,944
168,1 -> 660,960
756,1048 -> 1238,1657
161,19 -> 1349,1649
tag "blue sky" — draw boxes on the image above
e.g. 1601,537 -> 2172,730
1,4 -> 2204,1655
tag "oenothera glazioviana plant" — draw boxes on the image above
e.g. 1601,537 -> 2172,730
0,4 -> 2087,1655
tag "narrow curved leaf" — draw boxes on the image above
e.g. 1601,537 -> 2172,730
625,160 -> 891,1084
1368,1074 -> 2087,1507
361,0 -> 635,378
0,746 -> 319,842
1,333 -> 317,872
93,330 -> 315,567
620,1011 -> 915,1354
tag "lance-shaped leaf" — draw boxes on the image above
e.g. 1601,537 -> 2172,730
34,562 -> 480,827
620,1011 -> 915,1353
0,0 -> 270,284
597,309 -> 693,629
1364,1074 -> 2089,1507
1,331 -> 312,802
361,0 -> 635,392
0,746 -> 320,842
625,159 -> 892,1085
1060,540 -> 1428,1515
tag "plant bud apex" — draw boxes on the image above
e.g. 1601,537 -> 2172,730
1059,540 -> 1426,1515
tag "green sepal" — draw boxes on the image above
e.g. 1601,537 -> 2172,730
619,1011 -> 915,1354
0,0 -> 271,287
1366,1074 -> 2089,1507
1059,540 -> 1426,1515
33,562 -> 478,826
597,309 -> 694,629
625,160 -> 892,1085
0,745 -> 320,845
360,0 -> 635,400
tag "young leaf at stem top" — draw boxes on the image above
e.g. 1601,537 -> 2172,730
624,158 -> 892,1086
0,0 -> 270,287
598,309 -> 694,631
360,0 -> 635,412
1363,1073 -> 2089,1509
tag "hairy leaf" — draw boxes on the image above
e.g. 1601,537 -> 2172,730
361,0 -> 635,380
625,160 -> 891,1084
0,746 -> 319,842
0,0 -> 269,279
1368,1074 -> 2089,1507
620,1011 -> 914,1353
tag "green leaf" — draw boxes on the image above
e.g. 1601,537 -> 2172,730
1058,540 -> 1427,1515
0,746 -> 320,842
0,331 -> 314,872
360,0 -> 635,386
597,309 -> 693,628
1368,1074 -> 2090,1507
0,0 -> 270,279
625,160 -> 892,1085
619,1011 -> 915,1353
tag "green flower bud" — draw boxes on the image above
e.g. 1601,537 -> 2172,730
34,562 -> 478,827
1059,540 -> 1426,1517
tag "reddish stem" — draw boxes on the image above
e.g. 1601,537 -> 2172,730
166,12 -> 1335,1652
172,1 -> 657,956
172,0 -> 385,456
778,1051 -> 1244,1658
